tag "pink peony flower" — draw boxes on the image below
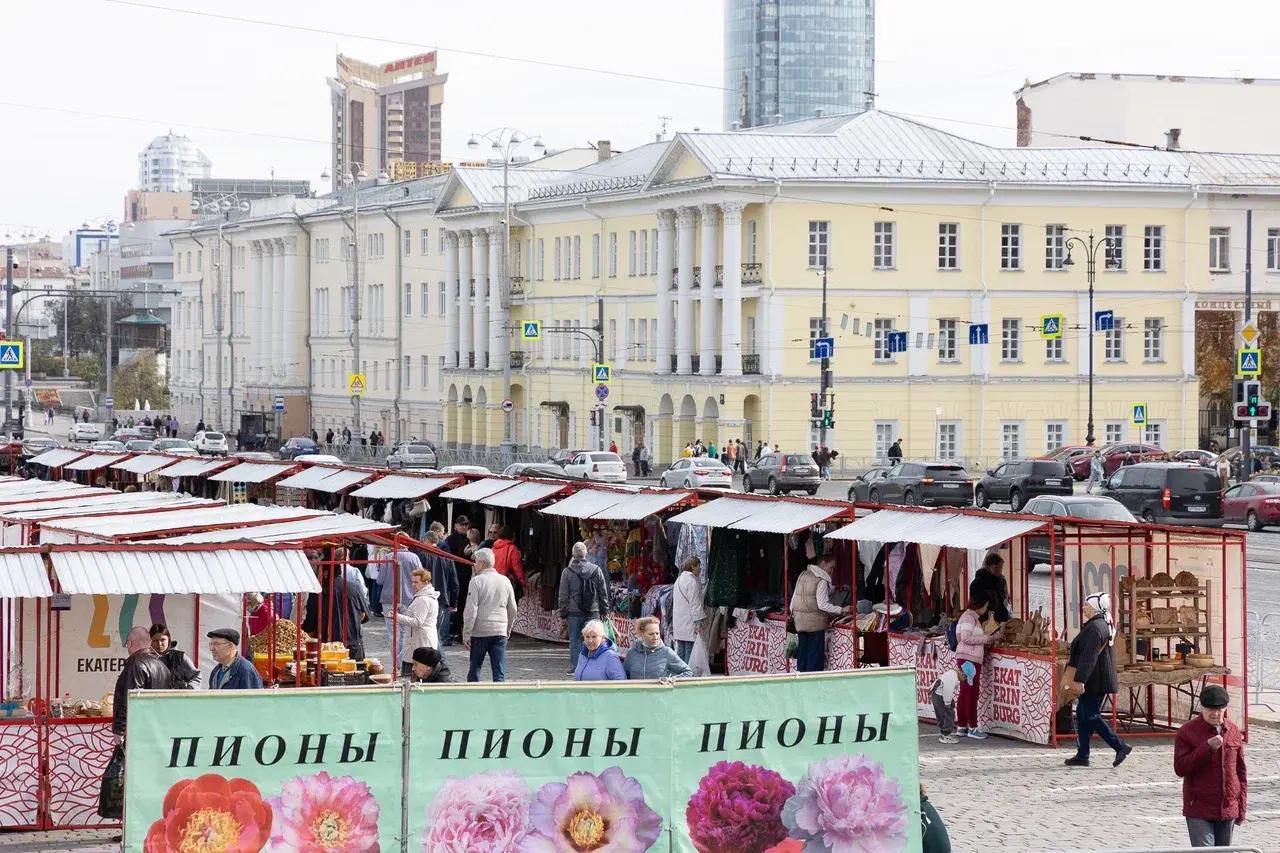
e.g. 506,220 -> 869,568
781,755 -> 908,853
423,770 -> 531,852
523,766 -> 663,852
686,761 -> 795,853
266,771 -> 380,852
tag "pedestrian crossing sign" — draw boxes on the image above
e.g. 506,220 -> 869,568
347,373 -> 366,396
521,320 -> 541,340
1132,403 -> 1147,426
0,340 -> 24,370
592,363 -> 611,383
1040,314 -> 1064,340
1238,348 -> 1262,377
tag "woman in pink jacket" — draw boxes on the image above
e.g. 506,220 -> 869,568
954,591 -> 998,739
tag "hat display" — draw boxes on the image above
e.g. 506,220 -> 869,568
412,647 -> 441,668
207,628 -> 241,646
1200,685 -> 1230,709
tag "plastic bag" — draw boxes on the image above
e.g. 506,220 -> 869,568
98,744 -> 125,820
689,634 -> 711,677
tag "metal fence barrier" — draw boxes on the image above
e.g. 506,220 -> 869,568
1246,610 -> 1278,706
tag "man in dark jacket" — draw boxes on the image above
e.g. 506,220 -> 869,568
968,553 -> 1012,623
1063,592 -> 1130,767
112,626 -> 173,740
207,628 -> 263,689
557,542 -> 610,671
1175,685 -> 1247,847
445,516 -> 472,642
887,438 -> 903,461
418,531 -> 459,647
410,647 -> 453,683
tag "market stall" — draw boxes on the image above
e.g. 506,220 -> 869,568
24,449 -> 87,478
154,456 -> 238,498
61,453 -> 131,487
108,453 -> 182,488
36,504 -> 323,545
349,474 -> 460,539
0,492 -> 224,545
276,465 -> 376,511
0,480 -> 106,505
206,460 -> 301,506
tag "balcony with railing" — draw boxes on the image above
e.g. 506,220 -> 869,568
742,262 -> 762,284
509,276 -> 525,296
510,350 -> 525,369
692,266 -> 701,288
714,265 -> 723,286
742,353 -> 761,374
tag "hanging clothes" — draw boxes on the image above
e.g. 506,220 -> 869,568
705,528 -> 749,608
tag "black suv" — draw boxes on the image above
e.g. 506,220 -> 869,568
974,459 -> 1073,511
867,462 -> 973,507
1096,462 -> 1224,526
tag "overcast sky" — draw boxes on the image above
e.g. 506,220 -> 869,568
4,0 -> 1280,239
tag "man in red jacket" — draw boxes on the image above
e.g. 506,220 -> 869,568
1174,685 -> 1247,848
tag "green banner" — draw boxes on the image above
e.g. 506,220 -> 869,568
125,669 -> 920,852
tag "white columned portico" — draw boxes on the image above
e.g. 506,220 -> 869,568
655,210 -> 675,374
271,238 -> 286,373
472,229 -> 489,370
444,231 -> 459,367
251,242 -> 266,378
720,202 -> 743,377
281,235 -> 298,382
487,225 -> 504,368
457,230 -> 474,368
675,207 -> 696,375
698,204 -> 719,376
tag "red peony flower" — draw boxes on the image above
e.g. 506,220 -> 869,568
143,773 -> 272,853
686,761 -> 795,853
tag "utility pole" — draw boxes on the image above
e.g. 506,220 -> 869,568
817,264 -> 832,449
597,296 -> 605,452
1243,208 -> 1254,481
104,240 -> 114,419
348,178 -> 363,441
214,226 -> 225,432
4,248 -> 12,422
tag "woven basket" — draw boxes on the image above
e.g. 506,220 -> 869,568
319,668 -> 371,687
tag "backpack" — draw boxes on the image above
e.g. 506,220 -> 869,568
945,618 -> 960,652
577,569 -> 599,615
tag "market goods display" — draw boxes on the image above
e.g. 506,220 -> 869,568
1150,572 -> 1175,589
1174,570 -> 1199,588
249,619 -> 309,656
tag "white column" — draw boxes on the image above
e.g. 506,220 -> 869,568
281,235 -> 298,383
487,225 -> 504,369
698,204 -> 719,376
251,242 -> 267,381
472,229 -> 489,370
272,238 -> 286,373
457,230 -> 473,368
444,231 -> 459,367
655,211 -> 675,374
720,202 -> 743,377
675,207 -> 696,375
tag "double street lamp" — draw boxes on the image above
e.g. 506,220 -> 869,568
1063,233 -> 1119,447
320,165 -> 370,441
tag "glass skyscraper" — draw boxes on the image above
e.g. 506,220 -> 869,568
724,0 -> 876,129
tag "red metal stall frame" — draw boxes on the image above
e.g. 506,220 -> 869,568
59,453 -> 138,490
1,495 -> 231,546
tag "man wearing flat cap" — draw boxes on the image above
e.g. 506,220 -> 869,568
409,646 -> 453,684
1174,685 -> 1247,847
207,628 -> 263,690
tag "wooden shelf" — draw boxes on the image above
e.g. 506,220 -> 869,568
1119,580 -> 1213,658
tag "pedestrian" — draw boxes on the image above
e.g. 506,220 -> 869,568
244,591 -> 276,639
419,531 -> 458,648
930,661 -> 975,744
624,616 -> 692,679
1063,592 -> 1131,767
196,419 -> 205,432
332,547 -> 369,660
148,624 -> 200,689
207,628 -> 263,689
1175,684 -> 1247,847
671,556 -> 705,664
789,553 -> 844,672
609,439 -> 618,454
325,428 -> 335,446
463,547 -> 518,682
888,438 -> 903,461
342,426 -> 351,445
682,442 -> 693,459
574,619 -> 626,681
491,525 -> 527,598
726,439 -> 737,470
639,442 -> 652,476
919,784 -> 952,853
557,541 -> 610,672
447,517 -> 473,643
755,440 -> 764,460
707,439 -> 717,460
1216,452 -> 1232,488
969,552 -> 1012,623
632,443 -> 642,477
1122,450 -> 1135,466
1086,449 -> 1104,494
391,568 -> 439,676
479,522 -> 499,550
445,515 -> 471,555
954,592 -> 998,739
464,527 -> 483,560
112,626 -> 173,740
381,548 -> 420,659
409,646 -> 453,683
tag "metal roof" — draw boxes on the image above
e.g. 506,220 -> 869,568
728,501 -> 848,534
666,498 -> 764,528
42,504 -> 320,541
825,510 -> 1048,549
278,466 -> 345,490
161,457 -> 235,477
0,481 -> 95,501
207,462 -> 297,484
65,453 -> 128,472
0,485 -> 115,506
156,513 -> 394,545
28,448 -> 86,468
309,469 -> 375,494
111,454 -> 181,475
541,489 -> 628,519
0,494 -> 223,522
480,480 -> 568,509
0,552 -> 51,598
440,478 -> 518,502
50,549 -> 321,595
350,475 -> 457,500
592,490 -> 693,521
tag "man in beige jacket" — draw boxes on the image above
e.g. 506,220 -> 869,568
462,548 -> 518,682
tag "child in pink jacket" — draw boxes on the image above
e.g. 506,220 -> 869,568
954,592 -> 998,738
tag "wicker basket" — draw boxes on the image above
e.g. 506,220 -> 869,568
319,668 -> 371,687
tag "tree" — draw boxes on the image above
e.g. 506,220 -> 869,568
41,294 -> 137,370
1195,311 -> 1234,403
111,351 -> 169,409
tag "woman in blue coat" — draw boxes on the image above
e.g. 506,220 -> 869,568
573,619 -> 625,681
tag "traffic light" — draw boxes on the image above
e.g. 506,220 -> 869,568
1248,382 -> 1263,418
1234,379 -> 1272,421
810,393 -> 820,419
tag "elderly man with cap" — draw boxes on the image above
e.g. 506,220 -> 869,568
112,626 -> 173,742
1062,591 -> 1131,767
409,647 -> 453,684
207,628 -> 263,690
1175,684 -> 1247,847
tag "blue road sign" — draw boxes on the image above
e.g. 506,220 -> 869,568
521,320 -> 541,340
595,384 -> 610,401
1238,348 -> 1262,377
592,363 -> 612,383
811,336 -> 835,360
1095,310 -> 1115,331
969,323 -> 989,345
0,341 -> 23,369
887,331 -> 908,353
105,396 -> 114,409
274,396 -> 286,412
1132,403 -> 1147,425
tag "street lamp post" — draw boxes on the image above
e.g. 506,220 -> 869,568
321,166 -> 368,443
1063,232 -> 1118,447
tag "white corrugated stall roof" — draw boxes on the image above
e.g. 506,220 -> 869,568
0,494 -> 222,522
111,454 -> 181,475
208,462 -> 298,484
156,514 -> 395,545
0,492 -> 127,516
42,504 -> 320,541
51,549 -> 321,595
28,448 -> 86,468
277,466 -> 345,490
825,509 -> 1047,549
310,469 -> 375,494
0,552 -> 52,597
0,485 -> 116,506
440,478 -> 518,502
592,490 -> 692,521
161,458 -> 236,478
729,501 -> 848,534
666,498 -> 765,528
481,480 -> 568,509
350,475 -> 457,500
65,453 -> 128,472
0,481 -> 95,501
541,489 -> 629,518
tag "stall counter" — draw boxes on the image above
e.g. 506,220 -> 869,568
725,614 -> 857,675
0,715 -> 114,830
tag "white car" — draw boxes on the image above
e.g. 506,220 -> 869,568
564,451 -> 628,483
68,423 -> 102,443
294,454 -> 344,465
89,440 -> 126,453
439,465 -> 491,475
661,458 -> 733,490
193,431 -> 229,456
153,438 -> 198,456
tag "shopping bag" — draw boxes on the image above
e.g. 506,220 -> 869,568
604,618 -> 618,644
689,634 -> 711,677
97,744 -> 125,820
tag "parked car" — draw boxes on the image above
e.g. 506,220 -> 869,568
1096,462 -> 1224,526
743,451 -> 820,496
1172,448 -> 1218,467
153,438 -> 198,456
135,424 -> 158,441
232,451 -> 275,462
974,459 -> 1073,511
278,437 -> 319,460
112,428 -> 145,443
549,448 -> 590,468
385,441 -> 439,470
124,440 -> 156,453
847,466 -> 892,502
1069,443 -> 1169,479
564,452 -> 628,484
502,462 -> 573,479
439,465 -> 491,475
661,458 -> 733,490
89,440 -> 126,453
1023,495 -> 1137,568
1038,445 -> 1095,479
68,422 -> 102,443
193,430 -> 230,456
294,453 -> 344,465
1222,481 -> 1280,531
21,436 -> 58,457
867,462 -> 973,507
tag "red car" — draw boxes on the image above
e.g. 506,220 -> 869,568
1222,481 -> 1280,531
1039,445 -> 1094,480
1069,443 -> 1169,479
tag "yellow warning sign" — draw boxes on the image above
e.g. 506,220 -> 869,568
347,373 -> 366,396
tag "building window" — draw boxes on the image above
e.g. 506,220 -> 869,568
437,282 -> 445,316
1000,224 -> 1021,270
1105,225 -> 1125,270
1104,317 -> 1124,362
627,231 -> 636,276
938,223 -> 959,269
638,230 -> 648,275
420,356 -> 429,388
1104,422 -> 1124,444
807,221 -> 829,269
1144,422 -> 1163,446
747,220 -> 758,264
1045,334 -> 1063,362
403,356 -> 411,387
1268,228 -> 1280,271
592,234 -> 601,278
1001,317 -> 1021,362
808,317 -> 823,360
420,282 -> 429,316
608,319 -> 617,360
438,230 -> 446,253
536,239 -> 545,280
873,318 -> 894,362
1045,224 -> 1067,270
573,235 -> 581,279
937,319 -> 957,361
1001,423 -> 1022,460
403,230 -> 411,256
420,229 -> 429,254
937,422 -> 958,461
1045,421 -> 1066,452
874,422 -> 897,462
553,238 -> 562,281
1143,226 -> 1165,271
608,233 -> 617,277
873,221 -> 895,269
1143,317 -> 1163,361
637,318 -> 648,360
1209,227 -> 1230,272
